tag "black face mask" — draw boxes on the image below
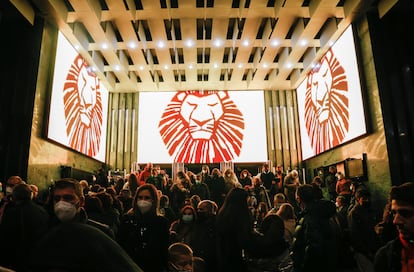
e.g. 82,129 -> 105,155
197,211 -> 209,221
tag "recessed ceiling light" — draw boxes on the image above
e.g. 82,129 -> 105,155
213,39 -> 223,47
128,41 -> 137,49
139,65 -> 145,70
157,41 -> 165,48
242,40 -> 249,46
213,63 -> 219,69
114,65 -> 121,71
189,64 -> 194,69
101,43 -> 109,50
238,63 -> 243,69
286,63 -> 293,69
300,39 -> 308,46
185,39 -> 194,47
271,40 -> 280,47
262,63 -> 268,68
164,65 -> 169,70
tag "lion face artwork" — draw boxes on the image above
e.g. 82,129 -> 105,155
63,54 -> 103,157
304,48 -> 349,154
158,90 -> 245,163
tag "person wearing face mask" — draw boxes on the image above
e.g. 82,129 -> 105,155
44,178 -> 115,238
28,178 -> 142,272
146,167 -> 165,191
0,175 -> 25,223
117,183 -> 170,272
191,200 -> 218,272
170,205 -> 197,245
238,169 -> 252,189
190,173 -> 210,201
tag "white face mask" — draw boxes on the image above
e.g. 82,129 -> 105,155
137,200 -> 152,214
54,201 -> 78,222
5,186 -> 13,196
182,214 -> 194,223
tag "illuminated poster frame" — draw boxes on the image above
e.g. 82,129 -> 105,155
296,25 -> 367,160
137,90 -> 268,164
46,32 -> 109,162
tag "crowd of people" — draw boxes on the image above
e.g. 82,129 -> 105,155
0,163 -> 413,272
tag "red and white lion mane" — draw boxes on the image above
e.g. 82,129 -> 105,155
158,90 -> 245,163
63,54 -> 103,157
304,48 -> 349,154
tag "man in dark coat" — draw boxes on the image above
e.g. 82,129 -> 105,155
28,178 -> 142,272
0,183 -> 49,271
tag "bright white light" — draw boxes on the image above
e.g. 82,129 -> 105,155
128,41 -> 137,49
242,40 -> 249,47
101,43 -> 109,50
262,63 -> 268,68
238,63 -> 243,69
164,65 -> 169,70
213,39 -> 223,47
157,41 -> 165,48
286,63 -> 293,69
185,39 -> 194,47
300,39 -> 308,46
271,40 -> 280,47
189,64 -> 194,69
114,65 -> 121,71
139,65 -> 145,70
213,63 -> 219,69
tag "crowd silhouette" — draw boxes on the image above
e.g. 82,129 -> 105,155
0,164 -> 413,272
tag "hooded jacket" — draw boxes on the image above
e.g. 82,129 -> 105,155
291,199 -> 337,272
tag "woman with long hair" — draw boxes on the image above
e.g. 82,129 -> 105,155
215,187 -> 254,272
117,184 -> 170,272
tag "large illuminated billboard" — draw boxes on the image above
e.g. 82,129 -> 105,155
138,90 -> 267,164
47,32 -> 109,162
297,25 -> 367,160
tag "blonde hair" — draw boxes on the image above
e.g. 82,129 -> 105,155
276,203 -> 296,220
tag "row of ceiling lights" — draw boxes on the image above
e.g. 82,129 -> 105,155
82,37 -> 321,73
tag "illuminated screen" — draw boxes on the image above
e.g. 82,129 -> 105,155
47,32 -> 109,162
296,25 -> 367,160
138,90 -> 267,164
